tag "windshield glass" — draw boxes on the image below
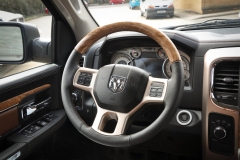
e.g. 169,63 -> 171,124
86,0 -> 240,28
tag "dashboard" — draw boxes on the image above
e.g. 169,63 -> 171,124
95,36 -> 195,91
110,47 -> 190,81
80,27 -> 240,160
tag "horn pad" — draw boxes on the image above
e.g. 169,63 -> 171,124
93,64 -> 149,113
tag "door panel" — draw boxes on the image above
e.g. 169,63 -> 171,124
0,64 -> 66,160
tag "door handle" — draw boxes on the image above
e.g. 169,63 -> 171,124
26,105 -> 37,116
21,97 -> 51,119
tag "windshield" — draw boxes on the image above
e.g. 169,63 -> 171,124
87,0 -> 240,28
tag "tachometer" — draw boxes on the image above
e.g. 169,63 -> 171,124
130,48 -> 141,59
156,48 -> 167,59
111,54 -> 133,66
163,56 -> 190,81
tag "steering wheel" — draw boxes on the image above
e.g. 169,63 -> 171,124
61,22 -> 184,147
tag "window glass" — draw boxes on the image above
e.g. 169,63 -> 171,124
86,0 -> 240,28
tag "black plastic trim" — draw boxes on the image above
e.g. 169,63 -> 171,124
0,143 -> 28,160
0,64 -> 59,94
7,110 -> 66,153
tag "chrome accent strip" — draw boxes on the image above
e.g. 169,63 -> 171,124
0,103 -> 18,113
82,55 -> 86,67
202,47 -> 240,160
7,151 -> 21,160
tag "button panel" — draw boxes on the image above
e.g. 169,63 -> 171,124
208,113 -> 234,156
21,114 -> 56,136
149,83 -> 164,97
77,72 -> 92,86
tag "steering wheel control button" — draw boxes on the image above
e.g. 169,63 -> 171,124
149,92 -> 157,97
78,72 -> 92,86
214,126 -> 227,139
150,88 -> 157,92
149,83 -> 164,97
80,72 -> 87,76
176,110 -> 192,125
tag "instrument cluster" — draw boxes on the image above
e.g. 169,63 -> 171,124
111,47 -> 191,81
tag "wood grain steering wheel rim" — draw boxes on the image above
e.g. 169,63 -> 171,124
75,22 -> 181,64
61,22 -> 184,147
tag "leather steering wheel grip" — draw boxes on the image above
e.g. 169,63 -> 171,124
74,22 -> 181,64
61,22 -> 184,147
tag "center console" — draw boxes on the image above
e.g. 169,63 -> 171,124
202,47 -> 240,160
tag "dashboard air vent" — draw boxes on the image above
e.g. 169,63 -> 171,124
79,57 -> 85,67
213,61 -> 239,106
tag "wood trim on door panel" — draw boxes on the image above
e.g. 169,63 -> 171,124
0,84 -> 51,112
0,107 -> 19,136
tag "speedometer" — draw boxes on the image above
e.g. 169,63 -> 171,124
111,54 -> 133,66
163,56 -> 190,81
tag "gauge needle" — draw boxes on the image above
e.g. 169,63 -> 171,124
127,61 -> 131,65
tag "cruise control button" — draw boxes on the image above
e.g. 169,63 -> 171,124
78,80 -> 84,85
86,73 -> 92,77
157,88 -> 163,92
152,83 -> 164,88
156,93 -> 162,97
149,92 -> 157,97
78,76 -> 84,81
80,72 -> 87,76
85,78 -> 92,83
150,88 -> 157,92
84,82 -> 90,86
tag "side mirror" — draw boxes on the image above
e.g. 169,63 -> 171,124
0,22 -> 40,64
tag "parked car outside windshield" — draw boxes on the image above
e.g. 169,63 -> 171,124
0,11 -> 24,22
86,0 -> 240,28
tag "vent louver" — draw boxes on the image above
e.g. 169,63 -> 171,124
79,57 -> 85,67
213,61 -> 239,106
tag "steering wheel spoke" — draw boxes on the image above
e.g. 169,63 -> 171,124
92,107 -> 130,135
73,67 -> 98,92
91,76 -> 168,136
